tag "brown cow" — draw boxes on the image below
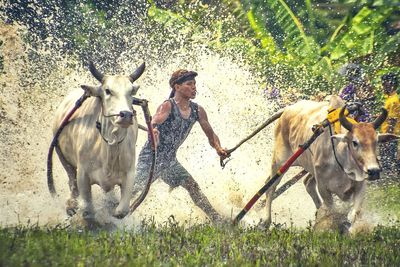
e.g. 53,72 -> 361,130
264,96 -> 399,231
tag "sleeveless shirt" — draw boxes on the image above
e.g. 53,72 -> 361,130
137,99 -> 199,165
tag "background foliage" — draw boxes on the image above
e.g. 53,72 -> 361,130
2,0 -> 399,96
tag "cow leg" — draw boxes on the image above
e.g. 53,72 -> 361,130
56,147 -> 79,216
114,170 -> 135,219
303,174 -> 321,209
264,158 -> 285,228
314,168 -> 335,216
348,181 -> 366,224
264,130 -> 291,228
76,167 -> 94,219
264,180 -> 281,229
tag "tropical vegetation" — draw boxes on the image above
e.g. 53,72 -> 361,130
2,0 -> 399,96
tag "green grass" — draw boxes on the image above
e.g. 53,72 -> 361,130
1,220 -> 400,266
367,182 -> 400,220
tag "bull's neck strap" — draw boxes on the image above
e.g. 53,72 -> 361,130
328,124 -> 345,172
95,120 -> 126,145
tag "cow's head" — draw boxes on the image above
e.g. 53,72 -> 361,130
81,61 -> 145,128
331,107 -> 399,181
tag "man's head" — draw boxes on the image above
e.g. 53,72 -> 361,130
339,63 -> 364,84
381,72 -> 398,95
169,69 -> 198,98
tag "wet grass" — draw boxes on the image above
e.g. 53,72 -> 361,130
1,220 -> 400,266
367,181 -> 400,219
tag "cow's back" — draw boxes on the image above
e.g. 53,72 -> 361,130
53,89 -> 100,166
276,100 -> 328,149
274,99 -> 342,174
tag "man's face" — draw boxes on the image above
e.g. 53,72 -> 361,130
382,80 -> 396,94
176,79 -> 197,99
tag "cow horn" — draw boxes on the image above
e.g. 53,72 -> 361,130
89,61 -> 104,82
372,108 -> 388,129
129,62 -> 146,83
339,106 -> 353,131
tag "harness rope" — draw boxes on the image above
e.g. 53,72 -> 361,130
220,110 -> 284,168
328,124 -> 345,172
129,97 -> 157,214
47,92 -> 90,196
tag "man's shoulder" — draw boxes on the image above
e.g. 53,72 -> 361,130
387,93 -> 400,103
189,100 -> 201,109
161,99 -> 173,107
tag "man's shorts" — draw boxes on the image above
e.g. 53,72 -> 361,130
134,156 -> 191,190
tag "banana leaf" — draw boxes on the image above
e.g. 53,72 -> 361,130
264,0 -> 321,64
246,9 -> 277,54
329,6 -> 394,62
147,4 -> 191,30
369,31 -> 400,71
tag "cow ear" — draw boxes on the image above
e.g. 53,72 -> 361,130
131,85 -> 140,95
378,133 -> 400,143
331,134 -> 348,143
81,85 -> 100,97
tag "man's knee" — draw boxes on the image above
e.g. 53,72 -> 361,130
181,176 -> 199,191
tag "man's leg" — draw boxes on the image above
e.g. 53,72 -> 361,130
132,152 -> 159,197
180,176 -> 223,223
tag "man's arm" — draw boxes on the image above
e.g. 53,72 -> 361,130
198,105 -> 228,158
150,101 -> 172,148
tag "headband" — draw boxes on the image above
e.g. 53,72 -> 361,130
172,71 -> 198,86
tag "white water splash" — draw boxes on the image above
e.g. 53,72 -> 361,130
0,6 -> 395,230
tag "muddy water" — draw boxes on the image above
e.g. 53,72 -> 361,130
0,20 -> 320,229
0,15 -> 395,230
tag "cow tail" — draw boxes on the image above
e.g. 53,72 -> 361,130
47,137 -> 58,197
47,93 -> 90,197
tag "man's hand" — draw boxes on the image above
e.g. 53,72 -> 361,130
151,128 -> 160,150
216,146 -> 229,160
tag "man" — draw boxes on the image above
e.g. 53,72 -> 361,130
133,69 -> 228,223
338,63 -> 376,121
380,73 -> 400,174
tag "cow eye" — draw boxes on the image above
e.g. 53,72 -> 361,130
352,141 -> 358,147
105,89 -> 112,95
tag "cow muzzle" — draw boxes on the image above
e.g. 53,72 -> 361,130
116,110 -> 134,127
367,168 -> 380,181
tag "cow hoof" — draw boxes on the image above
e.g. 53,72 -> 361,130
82,210 -> 95,220
66,208 -> 77,217
66,199 -> 78,217
339,221 -> 351,235
256,220 -> 271,231
113,210 -> 128,219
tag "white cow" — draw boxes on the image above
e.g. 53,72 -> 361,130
52,61 -> 145,219
264,96 -> 398,230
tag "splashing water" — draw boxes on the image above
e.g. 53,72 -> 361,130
0,2 -> 394,230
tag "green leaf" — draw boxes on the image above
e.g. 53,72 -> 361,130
329,6 -> 394,61
369,31 -> 400,70
264,0 -> 321,63
147,4 -> 190,29
246,9 -> 277,54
